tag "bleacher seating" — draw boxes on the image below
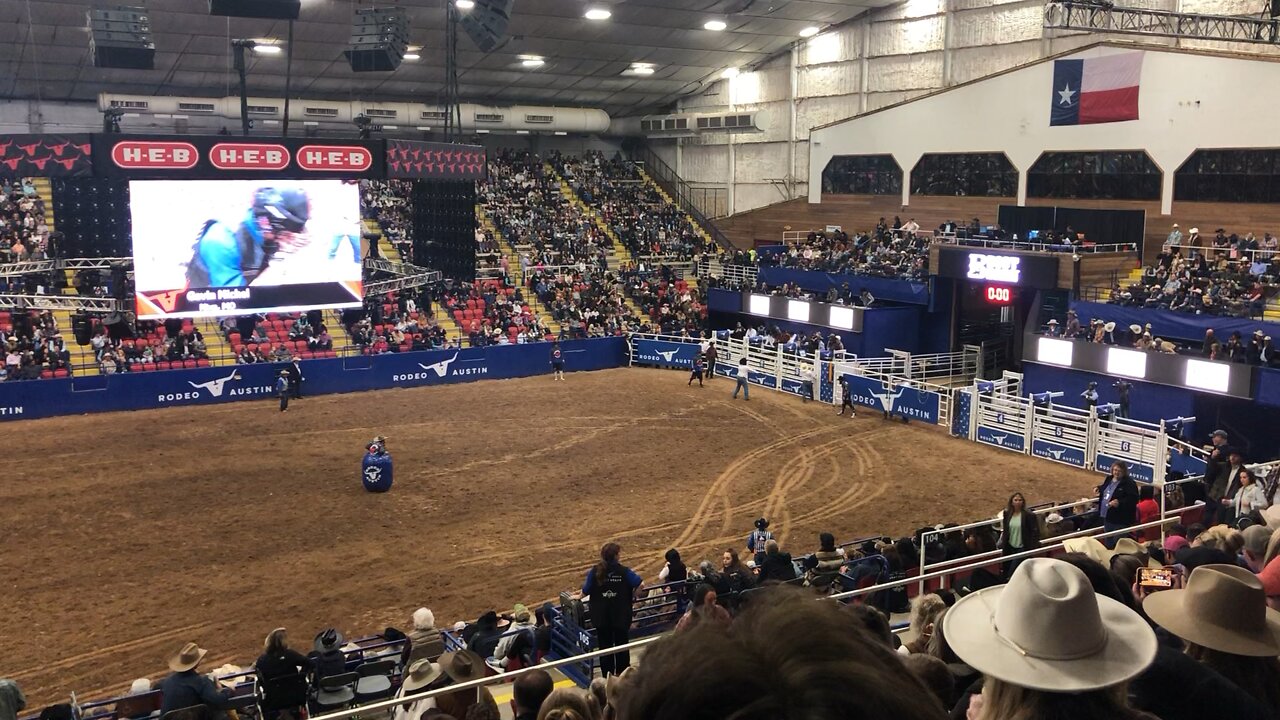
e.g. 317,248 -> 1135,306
441,277 -> 549,347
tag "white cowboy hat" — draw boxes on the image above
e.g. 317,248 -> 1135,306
1143,564 -> 1280,657
943,558 -> 1156,692
1103,322 -> 1116,332
1189,227 -> 1199,234
1063,536 -> 1161,569
1128,324 -> 1142,334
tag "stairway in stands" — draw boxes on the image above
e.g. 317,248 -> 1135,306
634,166 -> 717,251
476,204 -> 561,336
30,177 -> 99,376
543,163 -> 648,322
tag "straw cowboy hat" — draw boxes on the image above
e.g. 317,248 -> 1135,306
400,659 -> 443,694
944,558 -> 1156,692
1129,324 -> 1142,334
1063,537 -> 1160,569
168,642 -> 208,673
439,648 -> 487,683
942,556 -> 1162,691
1143,564 -> 1280,657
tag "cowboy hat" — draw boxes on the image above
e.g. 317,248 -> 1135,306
1172,223 -> 1179,228
1190,227 -> 1199,234
1063,537 -> 1161,569
168,642 -> 208,673
1103,321 -> 1116,332
1129,324 -> 1142,334
439,648 -> 487,683
1263,504 -> 1280,529
314,628 -> 345,653
1144,564 -> 1280,657
943,558 -> 1156,692
605,667 -> 634,707
1046,319 -> 1059,325
400,659 -> 443,693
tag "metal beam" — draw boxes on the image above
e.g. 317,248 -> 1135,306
0,257 -> 132,277
1044,2 -> 1280,44
362,257 -> 441,297
0,294 -> 122,312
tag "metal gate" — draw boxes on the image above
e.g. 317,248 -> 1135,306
1030,403 -> 1092,468
972,374 -> 1029,453
1095,416 -> 1162,482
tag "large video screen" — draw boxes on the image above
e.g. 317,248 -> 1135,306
131,180 -> 364,319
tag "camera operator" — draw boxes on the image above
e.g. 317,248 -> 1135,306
1113,380 -> 1132,418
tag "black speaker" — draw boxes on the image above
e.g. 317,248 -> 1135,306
411,179 -> 477,281
88,6 -> 155,69
72,314 -> 93,346
345,7 -> 409,72
209,0 -> 300,19
460,0 -> 512,52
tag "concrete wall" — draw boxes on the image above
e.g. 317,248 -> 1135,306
673,0 -> 1277,217
808,46 -> 1280,214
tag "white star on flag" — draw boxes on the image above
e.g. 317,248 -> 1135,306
1058,84 -> 1076,106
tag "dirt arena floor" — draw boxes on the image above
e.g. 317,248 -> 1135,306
3,367 -> 1102,705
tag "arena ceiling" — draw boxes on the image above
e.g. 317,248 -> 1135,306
0,0 -> 887,117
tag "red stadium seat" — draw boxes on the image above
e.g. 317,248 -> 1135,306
183,359 -> 196,369
54,369 -> 70,378
196,359 -> 210,367
293,340 -> 306,352
267,313 -> 279,321
40,369 -> 53,379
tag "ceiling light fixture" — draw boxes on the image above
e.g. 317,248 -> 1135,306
521,57 -> 544,67
630,65 -> 655,75
554,131 -> 568,135
799,26 -> 820,37
516,130 -> 530,134
252,44 -> 283,54
721,67 -> 739,79
703,19 -> 727,31
584,7 -> 611,20
403,53 -> 420,60
455,0 -> 475,8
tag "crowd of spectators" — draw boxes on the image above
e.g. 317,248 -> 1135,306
553,151 -> 711,261
1108,233 -> 1279,318
740,219 -> 931,280
0,178 -> 52,262
1045,308 -> 1279,366
1,310 -> 70,380
619,264 -> 706,337
481,151 -> 613,270
361,180 -> 414,262
527,267 -> 640,339
440,277 -> 549,347
347,292 -> 453,354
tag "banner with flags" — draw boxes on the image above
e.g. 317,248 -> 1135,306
1050,52 -> 1143,126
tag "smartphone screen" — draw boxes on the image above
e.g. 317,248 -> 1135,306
1137,566 -> 1175,588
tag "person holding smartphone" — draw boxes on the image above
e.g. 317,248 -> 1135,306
1096,461 -> 1139,549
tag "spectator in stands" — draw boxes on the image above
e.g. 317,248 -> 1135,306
1135,486 -> 1161,542
617,585 -> 945,720
511,669 -> 554,720
492,604 -> 535,669
959,527 -> 1003,592
581,543 -> 644,677
756,540 -> 797,584
998,491 -> 1040,579
1144,564 -> 1280,715
407,607 -> 439,649
675,584 -> 730,632
945,559 -> 1157,720
1241,525 -> 1273,573
434,649 -> 500,719
0,679 -> 24,720
1097,461 -> 1140,547
465,611 -> 510,660
719,548 -> 755,594
535,687 -> 596,720
805,532 -> 845,592
391,660 -> 446,720
308,629 -> 348,682
255,628 -> 313,683
904,594 -> 947,654
160,643 -> 234,719
1230,467 -> 1269,521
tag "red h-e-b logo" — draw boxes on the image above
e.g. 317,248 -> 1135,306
297,145 -> 372,172
111,141 -> 198,169
209,143 -> 290,170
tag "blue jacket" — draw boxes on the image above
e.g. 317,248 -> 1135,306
159,671 -> 231,716
191,215 -> 267,288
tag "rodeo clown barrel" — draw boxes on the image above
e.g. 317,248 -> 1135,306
361,436 -> 393,493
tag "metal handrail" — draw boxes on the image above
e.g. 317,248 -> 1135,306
937,236 -> 1138,254
627,145 -> 733,250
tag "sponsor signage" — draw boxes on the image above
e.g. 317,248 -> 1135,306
1031,438 -> 1087,468
0,134 -> 94,177
385,140 -> 486,181
93,135 -> 384,179
633,339 -> 698,368
1096,453 -> 1154,482
977,424 -> 1026,452
390,352 -> 490,383
936,246 -> 1059,289
840,373 -> 941,424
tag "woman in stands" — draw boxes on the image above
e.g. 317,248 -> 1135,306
580,543 -> 644,677
1144,564 -> 1280,716
674,584 -> 731,632
805,532 -> 845,593
998,492 -> 1040,579
720,548 -> 756,595
255,628 -> 313,681
945,559 -> 1157,720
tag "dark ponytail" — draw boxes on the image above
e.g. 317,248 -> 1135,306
595,542 -> 621,584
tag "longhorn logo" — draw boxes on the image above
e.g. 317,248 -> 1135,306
44,141 -> 70,157
52,158 -> 79,171
657,349 -> 678,361
871,384 -> 907,413
1047,448 -> 1066,460
988,432 -> 1009,445
27,156 -> 52,170
17,142 -> 40,156
187,370 -> 241,398
0,158 -> 19,171
418,353 -> 459,377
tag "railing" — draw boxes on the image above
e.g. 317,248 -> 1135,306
699,259 -> 758,288
627,145 -> 733,250
781,229 -> 940,244
1160,242 -> 1280,264
938,235 -> 1139,254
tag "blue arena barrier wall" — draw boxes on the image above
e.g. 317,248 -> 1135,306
1068,300 -> 1280,344
0,337 -> 627,422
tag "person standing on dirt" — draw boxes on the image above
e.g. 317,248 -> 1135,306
580,542 -> 643,677
837,376 -> 857,418
704,340 -> 718,379
732,357 -> 750,400
688,352 -> 705,387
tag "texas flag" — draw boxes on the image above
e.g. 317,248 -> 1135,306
1050,52 -> 1143,126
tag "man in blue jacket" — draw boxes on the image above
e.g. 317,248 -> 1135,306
186,187 -> 311,288
160,643 -> 233,719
